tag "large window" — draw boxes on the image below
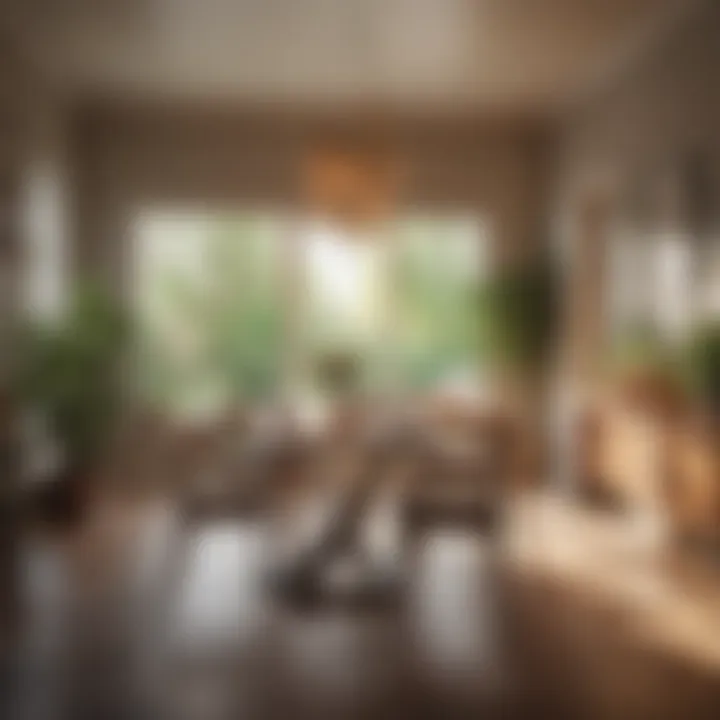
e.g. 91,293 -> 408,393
133,210 -> 487,417
607,230 -> 695,343
300,215 -> 487,396
133,211 -> 285,417
302,221 -> 388,359
389,215 -> 487,393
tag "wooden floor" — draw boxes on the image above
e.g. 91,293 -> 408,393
1,491 -> 719,720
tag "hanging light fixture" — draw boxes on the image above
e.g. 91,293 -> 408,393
301,139 -> 404,231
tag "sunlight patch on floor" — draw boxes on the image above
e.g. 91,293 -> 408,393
507,493 -> 720,672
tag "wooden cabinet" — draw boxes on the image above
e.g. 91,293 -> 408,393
582,399 -> 719,549
598,407 -> 667,511
667,419 -> 720,545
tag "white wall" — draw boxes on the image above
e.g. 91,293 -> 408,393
553,1 -> 720,365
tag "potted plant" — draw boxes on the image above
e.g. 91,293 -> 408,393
476,251 -> 560,478
607,323 -> 686,418
671,323 -> 720,546
682,322 -> 720,418
16,282 -> 129,520
315,348 -> 362,398
477,251 -> 560,374
313,347 -> 364,438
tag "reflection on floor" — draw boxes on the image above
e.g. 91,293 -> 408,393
2,492 -> 719,720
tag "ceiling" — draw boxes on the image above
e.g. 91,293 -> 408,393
6,0 -> 694,114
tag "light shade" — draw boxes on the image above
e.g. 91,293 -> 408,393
302,144 -> 403,230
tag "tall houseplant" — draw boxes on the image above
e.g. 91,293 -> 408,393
17,283 -> 129,515
476,252 -> 560,478
477,252 -> 559,373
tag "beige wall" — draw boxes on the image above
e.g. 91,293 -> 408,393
71,104 -> 553,292
553,1 -> 720,391
557,1 -> 720,215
